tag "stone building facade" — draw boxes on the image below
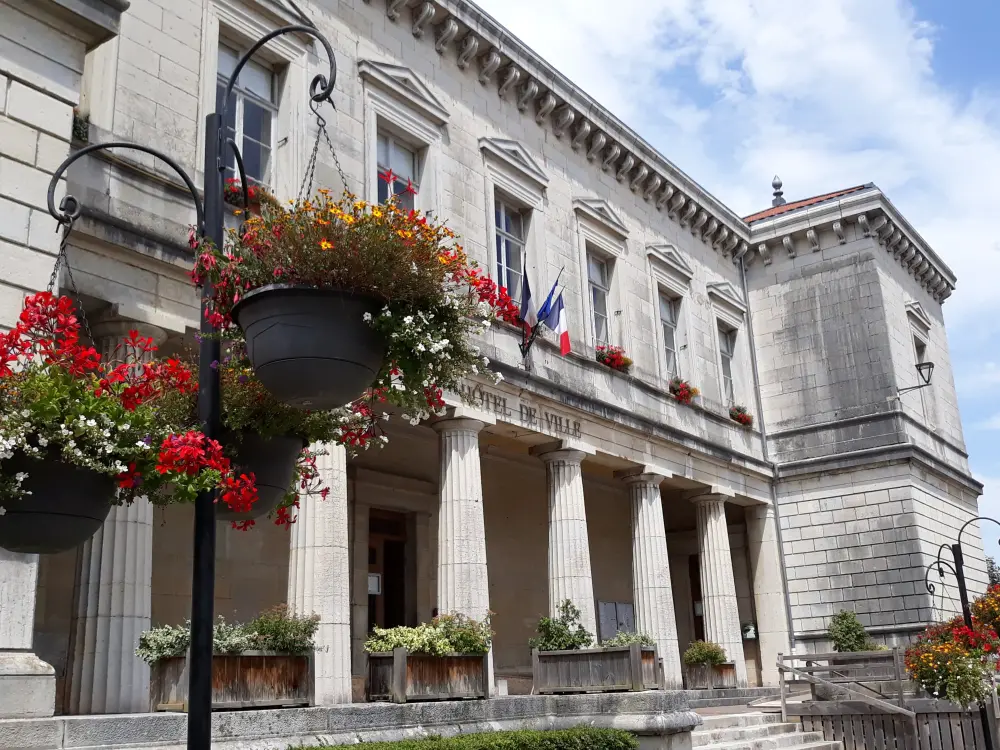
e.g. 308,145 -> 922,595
0,0 -> 985,719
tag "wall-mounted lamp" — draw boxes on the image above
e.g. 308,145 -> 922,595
896,361 -> 935,396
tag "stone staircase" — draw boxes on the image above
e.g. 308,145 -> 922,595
691,712 -> 842,750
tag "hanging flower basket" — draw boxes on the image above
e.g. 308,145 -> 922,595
0,454 -> 114,554
231,285 -> 384,410
668,377 -> 700,405
729,405 -> 753,428
0,293 -> 260,554
191,189 -> 508,417
216,432 -> 304,522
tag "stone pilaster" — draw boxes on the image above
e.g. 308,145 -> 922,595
350,496 -> 369,681
694,495 -> 748,686
431,418 -> 490,621
288,444 -> 352,705
65,322 -> 163,714
746,504 -> 791,687
624,474 -> 683,688
537,449 -> 597,637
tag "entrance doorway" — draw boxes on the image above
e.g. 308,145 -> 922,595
368,509 -> 409,632
690,554 -> 705,642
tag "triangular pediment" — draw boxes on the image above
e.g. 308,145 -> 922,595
573,198 -> 629,239
905,300 -> 933,333
479,137 -> 548,189
358,60 -> 449,125
707,281 -> 746,313
646,244 -> 694,280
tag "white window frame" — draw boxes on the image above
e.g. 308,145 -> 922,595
911,331 -> 937,429
717,321 -> 737,405
375,130 -> 421,212
658,292 -> 681,379
217,42 -> 278,187
360,60 -> 447,214
573,199 -> 627,349
494,197 -> 527,299
588,251 -> 612,346
197,0 -> 310,200
647,244 -> 693,384
707,281 -> 748,408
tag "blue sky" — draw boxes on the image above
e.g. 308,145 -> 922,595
474,0 -> 1000,557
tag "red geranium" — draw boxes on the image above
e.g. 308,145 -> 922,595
669,377 -> 700,405
596,345 -> 633,373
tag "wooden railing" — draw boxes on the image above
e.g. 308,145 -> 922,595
777,652 -> 997,750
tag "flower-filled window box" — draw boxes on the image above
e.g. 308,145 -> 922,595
596,345 -> 632,374
668,377 -> 700,405
222,177 -> 261,211
729,405 -> 754,428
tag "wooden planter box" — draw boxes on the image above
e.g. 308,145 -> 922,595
150,651 -> 311,711
684,662 -> 737,689
532,645 -> 663,694
366,648 -> 489,703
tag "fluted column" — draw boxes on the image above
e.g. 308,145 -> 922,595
537,449 -> 597,637
66,321 -> 163,714
694,495 -> 748,686
431,418 -> 490,620
746,504 -> 791,687
625,474 -> 682,688
288,444 -> 351,704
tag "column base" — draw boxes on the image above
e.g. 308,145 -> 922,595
0,652 -> 55,718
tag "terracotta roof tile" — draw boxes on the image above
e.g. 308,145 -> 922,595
743,184 -> 871,223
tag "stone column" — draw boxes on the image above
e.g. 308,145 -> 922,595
537,449 -> 597,637
66,322 -> 163,714
694,495 -> 748,686
746,504 -> 791,687
349,496 -> 369,682
431,418 -> 490,621
624,474 -> 683,688
0,0 -> 127,720
288,444 -> 352,705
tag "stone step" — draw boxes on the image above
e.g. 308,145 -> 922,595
689,696 -> 768,708
699,713 -> 785,730
692,730 -> 829,750
692,721 -> 800,744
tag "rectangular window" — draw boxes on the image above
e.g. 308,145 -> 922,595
718,323 -> 736,404
377,131 -> 419,212
494,198 -> 525,300
588,253 -> 610,345
216,43 -> 277,186
659,293 -> 680,378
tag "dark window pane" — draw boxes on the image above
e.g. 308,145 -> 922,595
242,139 -> 262,182
377,180 -> 390,205
397,191 -> 414,212
243,100 -> 270,143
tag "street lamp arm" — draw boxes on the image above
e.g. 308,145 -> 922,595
958,516 -> 1000,550
221,24 -> 336,123
47,141 -> 206,235
936,543 -> 952,569
226,138 -> 250,209
925,559 -> 959,595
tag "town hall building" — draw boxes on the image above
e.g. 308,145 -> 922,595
0,0 -> 986,722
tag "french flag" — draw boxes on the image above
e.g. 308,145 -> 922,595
519,273 -> 538,329
543,293 -> 571,356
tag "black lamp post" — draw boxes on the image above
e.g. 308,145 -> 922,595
45,18 -> 338,750
924,516 -> 1000,750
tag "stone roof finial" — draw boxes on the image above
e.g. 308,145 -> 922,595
771,175 -> 785,207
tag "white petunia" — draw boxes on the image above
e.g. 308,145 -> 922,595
0,507 -> 5,516
37,437 -> 48,447
121,424 -> 130,431
363,312 -> 373,322
20,410 -> 30,418
14,472 -> 27,483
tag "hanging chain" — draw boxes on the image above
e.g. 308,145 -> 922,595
48,215 -> 95,345
298,98 -> 352,200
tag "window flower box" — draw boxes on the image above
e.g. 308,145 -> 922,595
729,405 -> 754,427
596,345 -> 632,374
669,377 -> 700,405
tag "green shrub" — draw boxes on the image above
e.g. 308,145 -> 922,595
528,600 -> 593,652
364,613 -> 492,656
863,639 -> 889,652
829,610 -> 869,653
602,631 -> 654,647
136,606 -> 319,664
683,640 -> 727,666
297,727 -> 637,750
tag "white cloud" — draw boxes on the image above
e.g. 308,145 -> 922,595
973,413 -> 1000,431
472,0 -> 1000,327
975,474 -> 1000,560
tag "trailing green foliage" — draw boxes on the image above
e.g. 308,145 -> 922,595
135,605 -> 318,664
682,640 -> 727,666
602,631 -> 654,647
528,600 -> 593,652
829,610 -> 870,653
296,727 -> 638,750
364,613 -> 493,656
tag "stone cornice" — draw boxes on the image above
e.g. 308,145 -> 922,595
747,187 -> 956,303
364,0 -> 752,258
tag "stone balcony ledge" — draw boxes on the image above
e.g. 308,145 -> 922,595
0,693 -> 701,750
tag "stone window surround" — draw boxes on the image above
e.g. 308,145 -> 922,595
573,200 -> 627,349
907,317 -> 937,431
647,245 -> 693,384
196,0 -> 310,200
359,61 -> 446,215
479,137 -> 548,299
707,283 -> 748,408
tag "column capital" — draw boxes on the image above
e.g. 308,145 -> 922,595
615,466 -> 671,486
531,447 -> 586,465
690,493 -> 729,506
90,316 -> 168,348
431,416 -> 488,435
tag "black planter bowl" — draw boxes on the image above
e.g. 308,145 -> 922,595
216,432 -> 305,522
0,456 -> 114,554
232,285 -> 385,410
